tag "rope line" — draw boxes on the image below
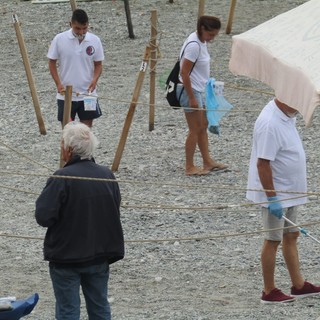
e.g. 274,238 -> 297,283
125,221 -> 320,243
225,84 -> 274,96
0,181 -> 312,213
0,139 -> 53,171
122,195 -> 308,211
0,184 -> 39,196
75,91 -> 268,113
1,220 -> 319,244
75,93 -> 249,113
0,170 -> 318,198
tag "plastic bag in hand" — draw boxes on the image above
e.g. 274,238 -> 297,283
205,78 -> 233,135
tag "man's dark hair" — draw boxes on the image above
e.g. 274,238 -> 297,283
71,9 -> 89,25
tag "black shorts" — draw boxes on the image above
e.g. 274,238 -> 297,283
57,99 -> 102,122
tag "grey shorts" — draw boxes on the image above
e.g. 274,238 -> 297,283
176,84 -> 204,113
262,206 -> 299,241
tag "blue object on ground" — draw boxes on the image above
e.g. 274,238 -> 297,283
0,293 -> 39,320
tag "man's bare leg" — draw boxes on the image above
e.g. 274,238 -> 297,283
261,239 -> 279,294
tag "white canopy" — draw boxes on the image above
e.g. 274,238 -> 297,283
229,0 -> 320,126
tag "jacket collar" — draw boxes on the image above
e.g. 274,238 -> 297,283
64,155 -> 95,167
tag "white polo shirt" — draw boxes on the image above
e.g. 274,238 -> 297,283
246,99 -> 307,208
48,29 -> 104,101
179,32 -> 210,92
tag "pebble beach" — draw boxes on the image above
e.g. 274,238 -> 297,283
1,0 -> 320,319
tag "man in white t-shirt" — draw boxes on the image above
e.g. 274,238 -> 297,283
247,98 -> 320,304
48,9 -> 104,127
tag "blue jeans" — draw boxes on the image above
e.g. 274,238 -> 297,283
49,262 -> 110,320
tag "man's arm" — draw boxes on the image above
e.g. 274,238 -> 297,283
257,158 -> 276,197
257,158 -> 283,218
88,61 -> 103,93
48,59 -> 65,94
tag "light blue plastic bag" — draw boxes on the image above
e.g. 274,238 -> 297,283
205,78 -> 233,135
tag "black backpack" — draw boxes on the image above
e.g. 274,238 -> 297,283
165,41 -> 199,109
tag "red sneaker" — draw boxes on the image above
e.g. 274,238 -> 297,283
291,281 -> 320,298
261,288 -> 295,304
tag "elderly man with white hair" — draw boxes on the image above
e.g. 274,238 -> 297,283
35,122 -> 124,320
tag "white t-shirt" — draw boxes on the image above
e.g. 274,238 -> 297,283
246,99 -> 307,208
179,32 -> 210,92
47,29 -> 104,101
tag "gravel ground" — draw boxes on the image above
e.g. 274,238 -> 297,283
1,0 -> 320,319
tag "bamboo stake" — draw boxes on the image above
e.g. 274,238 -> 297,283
70,0 -> 77,11
198,0 -> 205,18
12,14 -> 46,135
62,86 -> 72,128
149,10 -> 157,132
59,148 -> 65,169
124,0 -> 135,39
60,86 -> 72,168
112,46 -> 151,172
226,0 -> 237,34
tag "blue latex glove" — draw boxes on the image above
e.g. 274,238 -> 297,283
267,196 -> 283,219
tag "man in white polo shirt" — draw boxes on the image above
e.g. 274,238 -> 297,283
48,9 -> 104,127
247,98 -> 320,304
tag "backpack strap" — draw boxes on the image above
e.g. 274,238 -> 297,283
179,40 -> 201,62
178,41 -> 201,103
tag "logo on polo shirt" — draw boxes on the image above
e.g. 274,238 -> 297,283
86,46 -> 95,56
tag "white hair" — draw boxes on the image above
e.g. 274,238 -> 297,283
62,122 -> 99,159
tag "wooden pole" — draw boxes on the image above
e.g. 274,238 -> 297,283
12,14 -> 46,135
62,86 -> 72,128
60,85 -> 72,168
226,0 -> 237,34
70,0 -> 77,11
123,0 -> 135,39
198,0 -> 205,18
149,10 -> 157,132
111,46 -> 151,172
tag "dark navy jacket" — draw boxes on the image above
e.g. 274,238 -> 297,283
35,156 -> 124,266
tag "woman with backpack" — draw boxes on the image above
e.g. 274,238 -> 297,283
177,16 -> 228,176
